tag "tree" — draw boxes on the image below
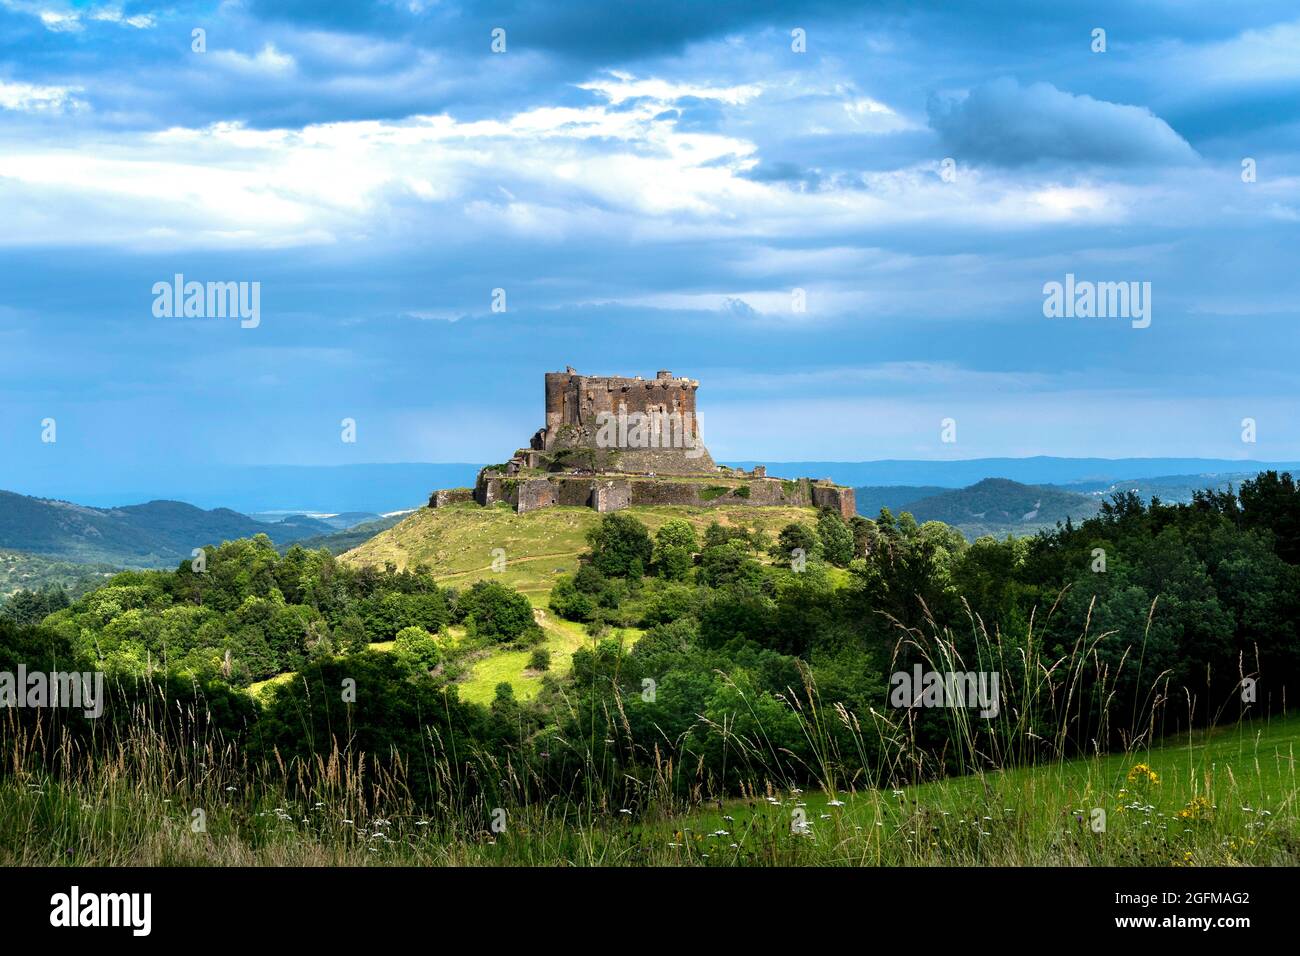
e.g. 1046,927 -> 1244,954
698,541 -> 765,589
333,613 -> 370,654
1239,471 -> 1300,563
654,519 -> 698,580
549,576 -> 596,621
816,508 -> 855,567
394,626 -> 441,671
655,519 -> 698,553
775,522 -> 820,563
456,580 -> 538,643
586,513 -> 654,577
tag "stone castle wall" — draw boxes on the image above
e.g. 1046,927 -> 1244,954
467,471 -> 857,518
429,487 -> 475,508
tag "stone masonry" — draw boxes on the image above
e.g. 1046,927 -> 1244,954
431,368 -> 857,518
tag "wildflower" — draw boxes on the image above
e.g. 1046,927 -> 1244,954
1176,796 -> 1212,822
1126,763 -> 1159,785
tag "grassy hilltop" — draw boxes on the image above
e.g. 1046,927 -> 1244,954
339,501 -> 823,702
343,501 -> 819,599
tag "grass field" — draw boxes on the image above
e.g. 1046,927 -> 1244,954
652,712 -> 1300,866
343,501 -> 821,600
455,609 -> 643,705
4,707 -> 1293,866
246,610 -> 641,706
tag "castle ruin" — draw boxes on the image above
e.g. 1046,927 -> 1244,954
429,368 -> 856,519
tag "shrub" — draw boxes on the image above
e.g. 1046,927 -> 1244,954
585,513 -> 653,578
527,648 -> 551,671
549,576 -> 596,621
456,580 -> 538,643
394,626 -> 441,671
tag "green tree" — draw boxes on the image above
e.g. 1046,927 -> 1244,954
394,626 -> 441,671
456,580 -> 538,643
586,513 -> 654,577
816,508 -> 855,567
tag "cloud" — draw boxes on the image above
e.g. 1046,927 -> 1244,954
928,78 -> 1198,167
578,72 -> 763,106
1,0 -> 155,32
0,78 -> 85,112
210,43 -> 298,77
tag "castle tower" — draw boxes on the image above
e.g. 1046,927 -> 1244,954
533,368 -> 714,474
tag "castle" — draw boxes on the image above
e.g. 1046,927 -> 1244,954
429,368 -> 856,519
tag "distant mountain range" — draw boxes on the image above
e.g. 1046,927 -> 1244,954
5,458 -> 1297,516
0,490 -> 375,568
3,464 -> 478,514
735,457 -> 1300,490
855,471 -> 1273,540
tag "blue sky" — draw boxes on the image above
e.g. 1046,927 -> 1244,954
1,0 -> 1298,491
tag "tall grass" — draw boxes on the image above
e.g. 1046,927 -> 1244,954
1,599 -> 1296,866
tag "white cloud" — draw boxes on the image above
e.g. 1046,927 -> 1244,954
91,7 -> 156,29
0,73 -> 1244,255
2,0 -> 156,31
0,79 -> 86,113
210,43 -> 298,77
579,72 -> 763,105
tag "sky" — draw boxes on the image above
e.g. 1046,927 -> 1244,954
1,0 -> 1298,492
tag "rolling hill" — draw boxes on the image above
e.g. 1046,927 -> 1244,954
905,478 -> 1100,528
0,490 -> 337,567
284,513 -> 410,556
343,500 -> 819,601
341,500 -> 826,700
856,478 -> 1101,539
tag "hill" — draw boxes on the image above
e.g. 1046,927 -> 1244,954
854,485 -> 948,518
331,501 -> 826,703
344,500 -> 821,601
0,549 -> 119,600
0,490 -> 336,567
856,478 -> 1101,539
903,478 -> 1100,534
284,514 -> 408,556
